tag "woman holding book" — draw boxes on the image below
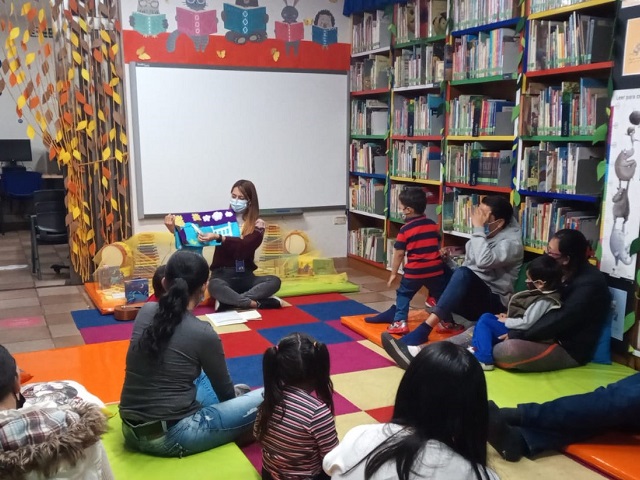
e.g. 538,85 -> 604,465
164,179 -> 282,310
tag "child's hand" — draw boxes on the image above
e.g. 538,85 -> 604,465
498,333 -> 508,340
497,313 -> 507,322
471,205 -> 490,228
440,247 -> 450,258
387,273 -> 397,287
164,214 -> 176,233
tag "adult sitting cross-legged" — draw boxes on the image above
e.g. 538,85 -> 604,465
382,195 -> 524,369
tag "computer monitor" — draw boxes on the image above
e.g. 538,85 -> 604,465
0,139 -> 32,166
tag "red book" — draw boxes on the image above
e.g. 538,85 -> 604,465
275,21 -> 304,42
176,7 -> 218,36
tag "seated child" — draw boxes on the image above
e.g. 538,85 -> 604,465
470,255 -> 562,370
367,187 -> 450,335
146,265 -> 166,302
254,333 -> 338,480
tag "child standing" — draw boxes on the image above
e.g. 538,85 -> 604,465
367,187 -> 449,335
471,255 -> 563,370
255,333 -> 338,480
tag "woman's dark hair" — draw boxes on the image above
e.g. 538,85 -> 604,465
0,345 -> 18,400
361,343 -> 491,480
138,251 -> 209,358
553,228 -> 589,275
233,179 -> 259,237
255,332 -> 333,440
152,265 -> 167,298
399,187 -> 427,214
527,254 -> 563,291
481,195 -> 513,225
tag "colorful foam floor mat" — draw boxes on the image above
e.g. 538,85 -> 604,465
14,293 -> 640,480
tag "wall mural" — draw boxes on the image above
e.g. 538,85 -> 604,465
121,0 -> 350,70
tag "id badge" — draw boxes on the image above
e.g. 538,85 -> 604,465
235,260 -> 245,273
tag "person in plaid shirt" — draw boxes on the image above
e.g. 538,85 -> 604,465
0,345 -> 114,480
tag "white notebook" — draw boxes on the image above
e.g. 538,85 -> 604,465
205,309 -> 262,326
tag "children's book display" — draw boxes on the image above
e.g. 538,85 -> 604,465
173,209 -> 241,249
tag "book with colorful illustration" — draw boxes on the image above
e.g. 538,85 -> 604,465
173,209 -> 241,248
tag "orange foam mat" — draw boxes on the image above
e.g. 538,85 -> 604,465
564,433 -> 640,480
14,340 -> 129,404
85,282 -> 125,314
341,310 -> 458,348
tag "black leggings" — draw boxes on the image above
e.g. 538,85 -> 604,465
262,468 -> 330,480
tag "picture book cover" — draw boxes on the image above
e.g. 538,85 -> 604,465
176,7 -> 218,36
124,278 -> 149,304
275,21 -> 304,42
223,3 -> 267,34
173,209 -> 241,248
312,25 -> 338,46
130,12 -> 168,37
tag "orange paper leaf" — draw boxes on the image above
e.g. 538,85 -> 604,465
83,103 -> 94,116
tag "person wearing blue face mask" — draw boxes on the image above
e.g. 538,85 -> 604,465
382,196 -> 523,369
197,179 -> 282,310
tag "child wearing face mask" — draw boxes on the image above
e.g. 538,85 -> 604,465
366,187 -> 450,334
469,254 -> 563,370
165,179 -> 282,310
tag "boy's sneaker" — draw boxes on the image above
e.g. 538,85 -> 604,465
480,362 -> 495,371
387,321 -> 409,335
434,321 -> 465,334
257,297 -> 282,309
234,383 -> 251,396
425,296 -> 437,309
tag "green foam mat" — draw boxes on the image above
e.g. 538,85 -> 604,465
485,362 -> 636,407
276,279 -> 360,297
103,405 -> 260,479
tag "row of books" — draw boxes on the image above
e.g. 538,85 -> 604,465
392,94 -> 444,136
441,191 -> 487,233
349,140 -> 387,175
518,197 -> 598,250
350,55 -> 391,92
394,0 -> 448,43
349,228 -> 385,263
390,141 -> 441,180
527,15 -> 613,72
445,144 -> 512,186
352,9 -> 392,53
349,177 -> 385,215
451,28 -> 519,80
389,183 -> 439,221
530,0 -> 601,15
520,79 -> 607,137
393,44 -> 448,88
448,96 -> 515,136
518,143 -> 603,195
451,0 -> 517,31
351,99 -> 389,136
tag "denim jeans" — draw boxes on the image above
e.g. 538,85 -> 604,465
394,268 -> 451,321
471,313 -> 509,364
517,373 -> 640,455
431,266 -> 506,323
208,268 -> 281,308
122,372 -> 263,457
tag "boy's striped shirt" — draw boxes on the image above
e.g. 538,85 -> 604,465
394,215 -> 444,279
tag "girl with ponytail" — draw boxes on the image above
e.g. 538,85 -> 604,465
119,250 -> 263,457
255,333 -> 337,480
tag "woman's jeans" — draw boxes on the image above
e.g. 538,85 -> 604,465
122,372 -> 263,457
208,267 -> 281,308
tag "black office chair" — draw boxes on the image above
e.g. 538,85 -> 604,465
1,170 -> 42,234
33,189 -> 66,205
30,200 -> 70,279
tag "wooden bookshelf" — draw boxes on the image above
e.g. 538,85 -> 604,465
528,0 -> 616,20
518,190 -> 600,203
450,74 -> 518,86
520,136 -> 601,143
391,135 -> 441,141
526,61 -> 614,77
393,84 -> 440,92
350,172 -> 387,180
389,175 -> 441,186
350,88 -> 391,97
394,35 -> 446,48
447,182 -> 512,193
350,134 -> 388,140
447,135 -> 516,142
451,17 -> 521,36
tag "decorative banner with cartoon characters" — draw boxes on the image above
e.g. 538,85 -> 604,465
600,89 -> 640,280
122,0 -> 350,70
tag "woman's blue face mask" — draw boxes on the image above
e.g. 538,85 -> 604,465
230,198 -> 248,213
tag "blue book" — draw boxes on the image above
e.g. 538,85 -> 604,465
223,3 -> 266,35
173,209 -> 241,249
312,25 -> 338,46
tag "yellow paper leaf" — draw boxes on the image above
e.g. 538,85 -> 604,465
73,150 -> 81,160
72,206 -> 80,219
109,128 -> 116,141
120,132 -> 127,145
71,32 -> 79,48
138,53 -> 151,60
17,72 -> 26,85
81,69 -> 89,81
22,30 -> 29,45
60,150 -> 71,164
98,110 -> 105,122
17,95 -> 26,109
78,18 -> 88,32
87,120 -> 96,134
68,68 -> 74,81
102,147 -> 111,160
83,213 -> 91,225
25,52 -> 35,65
21,3 -> 31,15
77,120 -> 87,130
216,50 -> 226,58
111,44 -> 119,56
9,60 -> 18,72
136,46 -> 145,55
55,130 -> 63,142
38,8 -> 45,23
115,149 -> 123,162
9,27 -> 20,41
109,77 -> 120,87
100,30 -> 111,43
72,51 -> 82,64
38,32 -> 44,45
101,176 -> 108,189
26,124 -> 35,139
112,92 -> 121,105
85,229 -> 95,242
72,242 -> 79,254
110,198 -> 118,210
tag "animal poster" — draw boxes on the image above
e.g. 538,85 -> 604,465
623,18 -> 640,76
609,286 -> 628,341
600,89 -> 640,280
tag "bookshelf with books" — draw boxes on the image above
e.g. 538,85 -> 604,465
515,0 -> 614,256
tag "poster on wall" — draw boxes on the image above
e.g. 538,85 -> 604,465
600,89 -> 640,280
609,286 -> 628,341
623,17 -> 640,76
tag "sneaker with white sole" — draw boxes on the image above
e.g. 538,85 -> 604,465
387,321 -> 409,335
480,362 -> 495,371
257,297 -> 282,309
381,332 -> 414,370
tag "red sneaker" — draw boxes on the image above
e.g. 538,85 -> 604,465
434,321 -> 465,334
425,297 -> 437,309
387,321 -> 409,335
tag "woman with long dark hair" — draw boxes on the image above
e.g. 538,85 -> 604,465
165,179 -> 282,310
323,342 -> 497,480
119,250 -> 263,457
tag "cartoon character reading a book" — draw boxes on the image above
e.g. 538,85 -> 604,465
130,0 -> 168,37
275,0 -> 304,56
312,9 -> 337,50
221,0 -> 269,45
166,0 -> 218,53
